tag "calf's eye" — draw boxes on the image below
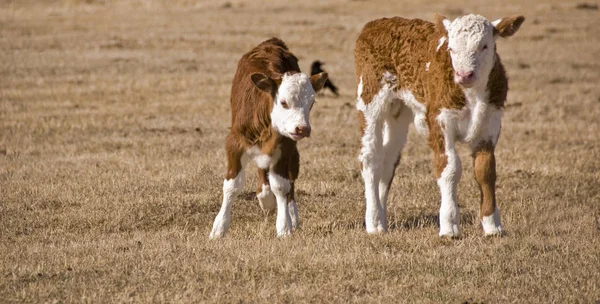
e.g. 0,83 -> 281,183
280,100 -> 289,109
482,44 -> 488,50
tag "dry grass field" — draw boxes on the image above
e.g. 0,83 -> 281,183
1,0 -> 600,302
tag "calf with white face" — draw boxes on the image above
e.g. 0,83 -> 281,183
436,14 -> 524,236
253,72 -> 316,141
210,64 -> 327,238
354,14 -> 524,237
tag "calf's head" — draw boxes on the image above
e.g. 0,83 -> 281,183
251,72 -> 328,141
436,14 -> 524,88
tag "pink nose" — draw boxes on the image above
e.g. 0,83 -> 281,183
456,71 -> 475,84
294,125 -> 311,138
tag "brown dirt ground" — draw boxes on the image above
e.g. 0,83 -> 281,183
1,0 -> 599,302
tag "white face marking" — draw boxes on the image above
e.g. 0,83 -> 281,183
271,73 -> 315,141
444,14 -> 496,87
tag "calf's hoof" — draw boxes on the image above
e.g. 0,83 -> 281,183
482,210 -> 504,237
439,224 -> 460,238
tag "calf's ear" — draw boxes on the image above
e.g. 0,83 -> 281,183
251,73 -> 278,93
434,13 -> 451,33
492,15 -> 525,38
309,72 -> 328,92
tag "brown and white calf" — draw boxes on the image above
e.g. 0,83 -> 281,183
354,14 -> 524,237
209,38 -> 327,238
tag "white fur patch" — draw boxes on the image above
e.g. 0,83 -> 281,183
271,73 -> 315,140
436,36 -> 447,52
486,109 -> 502,146
356,76 -> 364,99
425,62 -> 430,71
247,146 -> 271,169
356,73 -> 396,119
463,90 -> 489,144
398,89 -> 428,136
357,76 -> 396,166
436,84 -> 503,147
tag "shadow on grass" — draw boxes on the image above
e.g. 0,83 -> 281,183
239,191 -> 257,201
389,210 -> 477,231
312,210 -> 478,235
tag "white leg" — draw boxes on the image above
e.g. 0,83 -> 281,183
209,171 -> 245,239
269,172 -> 292,237
288,199 -> 299,229
360,118 -> 386,234
437,149 -> 462,237
257,184 -> 276,213
378,106 -> 411,216
357,75 -> 402,233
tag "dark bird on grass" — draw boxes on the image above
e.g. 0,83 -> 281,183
311,60 -> 339,97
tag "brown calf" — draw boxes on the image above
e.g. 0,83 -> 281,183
210,38 -> 327,238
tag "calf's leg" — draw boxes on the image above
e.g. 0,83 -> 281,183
472,142 -> 503,236
256,168 -> 276,214
270,150 -> 294,237
358,110 -> 386,233
430,117 -> 461,237
209,137 -> 246,239
287,147 -> 300,229
378,104 -> 412,220
357,75 -> 399,233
